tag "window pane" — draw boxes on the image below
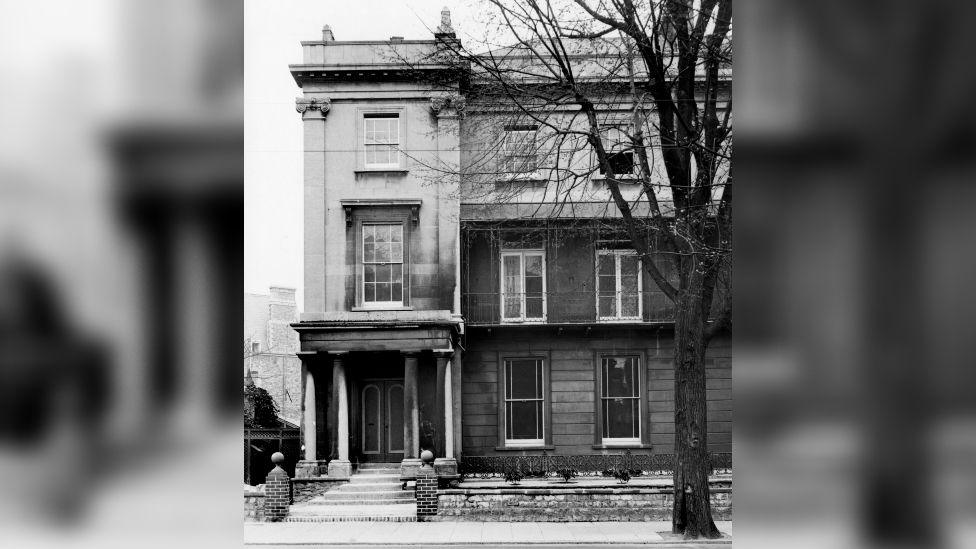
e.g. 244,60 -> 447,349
390,242 -> 403,263
609,152 -> 634,174
391,226 -> 402,242
597,254 -> 615,276
392,264 -> 403,283
525,254 -> 543,277
391,283 -> 402,301
603,398 -> 638,439
364,265 -> 376,283
509,401 -> 541,439
376,282 -> 392,302
508,359 -> 541,399
525,296 -> 544,319
604,357 -> 636,397
364,283 -> 375,302
375,264 -> 391,282
598,294 -> 616,317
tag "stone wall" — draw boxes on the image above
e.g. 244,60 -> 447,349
244,486 -> 265,522
291,478 -> 347,504
432,481 -> 731,522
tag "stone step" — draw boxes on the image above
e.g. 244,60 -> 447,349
349,474 -> 401,483
356,463 -> 401,470
315,492 -> 415,501
306,497 -> 416,506
285,503 -> 417,522
325,491 -> 414,500
335,483 -> 404,492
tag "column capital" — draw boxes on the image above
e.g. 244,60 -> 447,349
429,94 -> 465,119
296,96 -> 332,118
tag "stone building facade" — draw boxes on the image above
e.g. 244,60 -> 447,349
245,286 -> 302,426
289,11 -> 730,482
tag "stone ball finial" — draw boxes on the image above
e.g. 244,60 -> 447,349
271,452 -> 285,465
420,449 -> 435,465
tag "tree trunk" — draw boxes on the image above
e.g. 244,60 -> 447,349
671,275 -> 721,539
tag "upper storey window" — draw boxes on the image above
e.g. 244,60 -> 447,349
597,249 -> 642,320
598,126 -> 635,177
362,223 -> 404,307
364,114 -> 400,169
501,126 -> 538,175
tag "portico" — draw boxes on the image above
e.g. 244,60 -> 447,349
292,311 -> 462,480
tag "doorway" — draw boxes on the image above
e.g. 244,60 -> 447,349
360,379 -> 405,462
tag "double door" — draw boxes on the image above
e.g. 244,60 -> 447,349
360,379 -> 405,462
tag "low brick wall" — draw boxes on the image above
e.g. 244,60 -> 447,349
244,486 -> 265,522
291,477 -> 347,503
432,479 -> 732,522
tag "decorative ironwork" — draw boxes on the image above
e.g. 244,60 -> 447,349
245,427 -> 300,485
457,451 -> 732,479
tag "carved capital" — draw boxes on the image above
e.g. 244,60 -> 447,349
429,94 -> 465,118
296,97 -> 331,116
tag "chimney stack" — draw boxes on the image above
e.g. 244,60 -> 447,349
322,25 -> 334,41
435,7 -> 455,37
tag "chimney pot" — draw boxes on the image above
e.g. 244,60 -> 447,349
322,25 -> 334,41
390,36 -> 404,42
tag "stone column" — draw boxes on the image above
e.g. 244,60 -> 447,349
303,364 -> 316,460
434,353 -> 458,476
400,352 -> 422,479
296,358 -> 326,478
327,352 -> 352,478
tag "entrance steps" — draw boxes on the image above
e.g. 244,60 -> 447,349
286,463 -> 417,522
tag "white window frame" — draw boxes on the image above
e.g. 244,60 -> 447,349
361,223 -> 404,309
363,114 -> 401,169
596,124 -> 636,177
595,249 -> 643,321
599,355 -> 642,445
503,358 -> 545,447
499,249 -> 547,323
501,127 -> 539,177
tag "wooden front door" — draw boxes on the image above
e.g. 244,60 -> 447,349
360,379 -> 405,462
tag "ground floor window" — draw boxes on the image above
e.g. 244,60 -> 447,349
503,358 -> 545,446
599,355 -> 641,444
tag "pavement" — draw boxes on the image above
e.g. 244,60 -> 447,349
244,520 -> 733,546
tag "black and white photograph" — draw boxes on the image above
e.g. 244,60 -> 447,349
1,1 -> 976,548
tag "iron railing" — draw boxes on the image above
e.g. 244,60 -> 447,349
462,291 -> 677,325
457,451 -> 732,479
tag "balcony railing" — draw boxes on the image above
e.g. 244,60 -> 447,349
463,291 -> 678,326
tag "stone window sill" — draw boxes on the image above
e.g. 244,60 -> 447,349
351,306 -> 415,312
591,443 -> 652,450
591,175 -> 640,184
494,445 -> 555,452
354,169 -> 409,175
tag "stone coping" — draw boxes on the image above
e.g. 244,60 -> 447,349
451,474 -> 731,491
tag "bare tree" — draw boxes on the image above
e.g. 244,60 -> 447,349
401,0 -> 731,538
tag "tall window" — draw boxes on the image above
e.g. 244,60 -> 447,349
597,126 -> 635,176
364,114 -> 399,169
600,356 -> 641,443
504,358 -> 545,446
363,223 -> 404,307
597,250 -> 642,320
502,127 -> 538,174
500,250 -> 546,322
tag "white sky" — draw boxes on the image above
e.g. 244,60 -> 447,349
244,1 -> 478,309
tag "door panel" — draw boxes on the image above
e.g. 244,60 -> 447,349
362,384 -> 382,454
387,383 -> 404,453
359,379 -> 405,462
